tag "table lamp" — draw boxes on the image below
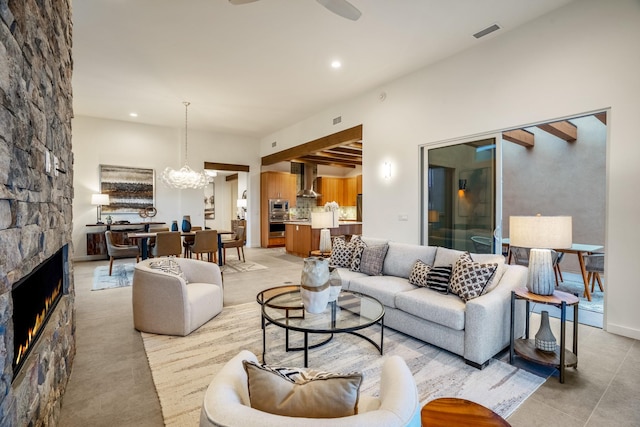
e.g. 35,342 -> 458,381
311,211 -> 335,254
509,215 -> 572,295
91,193 -> 110,224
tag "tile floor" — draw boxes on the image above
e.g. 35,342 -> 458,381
59,247 -> 640,426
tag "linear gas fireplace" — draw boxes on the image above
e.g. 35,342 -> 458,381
11,245 -> 68,378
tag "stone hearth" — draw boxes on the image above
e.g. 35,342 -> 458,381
0,1 -> 75,425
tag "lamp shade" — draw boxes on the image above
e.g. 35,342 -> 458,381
91,194 -> 110,206
311,211 -> 334,229
509,215 -> 572,249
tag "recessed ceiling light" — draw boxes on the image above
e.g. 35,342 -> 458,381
331,60 -> 342,69
129,112 -> 138,117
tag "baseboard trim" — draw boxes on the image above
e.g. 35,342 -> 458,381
605,323 -> 640,340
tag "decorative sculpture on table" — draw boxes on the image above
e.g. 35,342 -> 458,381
300,257 -> 330,313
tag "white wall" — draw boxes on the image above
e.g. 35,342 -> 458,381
257,0 -> 640,339
72,116 -> 261,259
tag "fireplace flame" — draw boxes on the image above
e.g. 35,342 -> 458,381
15,279 -> 62,366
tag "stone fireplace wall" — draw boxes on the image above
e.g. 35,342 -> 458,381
0,1 -> 75,426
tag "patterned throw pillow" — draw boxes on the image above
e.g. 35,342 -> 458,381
149,257 -> 188,283
425,265 -> 452,294
349,236 -> 367,272
449,252 -> 498,302
243,360 -> 362,418
329,237 -> 352,268
408,260 -> 432,287
359,244 -> 389,276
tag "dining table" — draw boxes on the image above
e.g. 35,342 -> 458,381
503,238 -> 603,301
127,230 -> 234,266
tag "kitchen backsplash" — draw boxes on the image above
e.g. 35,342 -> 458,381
290,198 -> 357,221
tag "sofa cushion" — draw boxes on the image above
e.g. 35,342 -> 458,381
332,267 -> 368,290
359,244 -> 389,276
243,360 -> 362,418
330,237 -> 352,268
425,265 -> 452,294
433,247 -> 465,267
449,252 -> 498,302
408,260 -> 431,287
382,242 -> 437,278
348,275 -> 415,308
395,287 -> 467,330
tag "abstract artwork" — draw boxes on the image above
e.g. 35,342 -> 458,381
100,165 -> 155,214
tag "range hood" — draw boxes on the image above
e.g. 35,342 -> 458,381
295,163 -> 320,198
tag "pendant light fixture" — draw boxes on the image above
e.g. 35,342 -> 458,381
161,101 -> 210,189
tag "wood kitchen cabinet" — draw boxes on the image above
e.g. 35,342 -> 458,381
285,223 -> 312,257
317,176 -> 360,206
260,171 -> 297,247
356,174 -> 362,194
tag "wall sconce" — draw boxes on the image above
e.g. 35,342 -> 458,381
458,179 -> 467,191
383,162 -> 392,180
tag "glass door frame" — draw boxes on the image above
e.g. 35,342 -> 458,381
420,132 -> 504,254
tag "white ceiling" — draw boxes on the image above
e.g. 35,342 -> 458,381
72,0 -> 574,138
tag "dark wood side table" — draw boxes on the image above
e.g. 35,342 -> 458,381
510,288 -> 579,383
309,250 -> 331,258
421,398 -> 510,426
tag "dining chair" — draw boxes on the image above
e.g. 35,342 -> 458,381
104,230 -> 140,276
222,226 -> 245,263
151,231 -> 182,258
584,253 -> 605,293
147,226 -> 169,257
182,226 -> 202,257
187,229 -> 218,263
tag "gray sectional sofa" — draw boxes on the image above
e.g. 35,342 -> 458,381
334,237 -> 528,368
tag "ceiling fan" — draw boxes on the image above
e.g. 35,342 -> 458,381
229,0 -> 362,21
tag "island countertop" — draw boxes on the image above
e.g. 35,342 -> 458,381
283,220 -> 362,226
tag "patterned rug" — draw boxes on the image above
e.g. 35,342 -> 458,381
141,302 -> 545,426
91,264 -> 135,290
221,259 -> 268,274
555,272 -> 604,314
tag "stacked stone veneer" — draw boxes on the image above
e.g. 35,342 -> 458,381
0,1 -> 75,426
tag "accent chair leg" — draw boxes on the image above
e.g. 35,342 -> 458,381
109,256 -> 114,276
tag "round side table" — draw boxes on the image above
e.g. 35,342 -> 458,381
309,250 -> 331,258
421,398 -> 510,426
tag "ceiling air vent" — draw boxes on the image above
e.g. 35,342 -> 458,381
473,24 -> 501,39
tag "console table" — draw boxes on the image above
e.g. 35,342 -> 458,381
86,222 -> 165,257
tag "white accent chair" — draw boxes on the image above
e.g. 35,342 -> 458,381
132,258 -> 223,336
199,350 -> 421,427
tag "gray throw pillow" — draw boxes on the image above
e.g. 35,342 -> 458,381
359,244 -> 389,276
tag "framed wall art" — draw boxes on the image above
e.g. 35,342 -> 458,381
99,164 -> 155,214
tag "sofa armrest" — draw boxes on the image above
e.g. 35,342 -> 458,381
464,265 -> 528,366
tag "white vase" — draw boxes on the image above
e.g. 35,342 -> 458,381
300,257 -> 330,313
328,267 -> 342,302
527,248 -> 555,295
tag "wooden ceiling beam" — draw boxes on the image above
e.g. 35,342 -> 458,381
502,129 -> 535,148
204,162 -> 250,172
292,157 -> 357,168
324,146 -> 362,157
595,112 -> 607,125
261,125 -> 363,166
537,120 -> 577,142
309,151 -> 362,163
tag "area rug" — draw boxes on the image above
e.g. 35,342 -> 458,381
91,264 -> 134,290
141,302 -> 546,426
556,273 -> 604,314
222,259 -> 268,274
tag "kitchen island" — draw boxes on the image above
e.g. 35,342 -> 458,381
284,221 -> 362,258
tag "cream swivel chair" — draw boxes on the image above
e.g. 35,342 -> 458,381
104,230 -> 140,276
187,229 -> 218,263
200,350 -> 420,427
132,258 -> 223,336
222,226 -> 246,263
151,231 -> 182,258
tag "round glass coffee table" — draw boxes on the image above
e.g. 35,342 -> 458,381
258,285 -> 385,367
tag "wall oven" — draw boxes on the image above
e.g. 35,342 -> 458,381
268,199 -> 289,238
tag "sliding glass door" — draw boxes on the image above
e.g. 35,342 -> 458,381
421,135 -> 503,254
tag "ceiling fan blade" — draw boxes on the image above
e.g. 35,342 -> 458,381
316,0 -> 362,21
228,0 -> 260,5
